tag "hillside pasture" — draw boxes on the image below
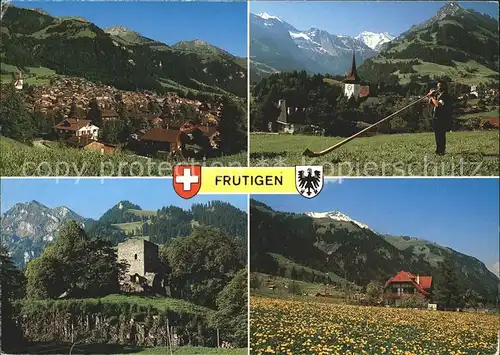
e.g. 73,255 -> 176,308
249,131 -> 499,176
251,273 -> 346,301
0,62 -> 57,86
111,221 -> 147,234
0,136 -> 248,176
127,209 -> 157,218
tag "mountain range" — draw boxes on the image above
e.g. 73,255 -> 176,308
1,6 -> 246,97
251,2 -> 499,85
250,199 -> 499,302
1,199 -> 247,268
250,12 -> 387,77
359,2 -> 499,85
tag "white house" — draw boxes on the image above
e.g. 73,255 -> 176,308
53,119 -> 99,140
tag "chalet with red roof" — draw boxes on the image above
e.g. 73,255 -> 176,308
384,270 -> 432,305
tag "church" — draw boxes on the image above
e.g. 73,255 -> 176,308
343,51 -> 362,99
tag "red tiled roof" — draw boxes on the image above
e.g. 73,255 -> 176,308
140,128 -> 180,143
54,119 -> 92,131
385,270 -> 432,296
418,276 -> 433,290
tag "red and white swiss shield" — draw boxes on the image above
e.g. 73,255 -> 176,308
173,165 -> 202,199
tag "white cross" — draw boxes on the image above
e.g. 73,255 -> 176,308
175,168 -> 199,191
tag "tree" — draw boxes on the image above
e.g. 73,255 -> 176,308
25,255 -> 65,299
463,289 -> 483,308
366,281 -> 384,305
217,97 -> 247,155
434,256 -> 462,308
87,98 -> 102,126
210,268 -> 247,347
26,220 -> 126,299
79,238 -> 128,297
160,225 -> 242,307
0,245 -> 26,351
177,103 -> 200,123
288,280 -> 302,295
43,221 -> 88,293
0,86 -> 36,141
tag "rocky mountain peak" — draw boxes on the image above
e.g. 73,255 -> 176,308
104,25 -> 139,36
436,1 -> 464,19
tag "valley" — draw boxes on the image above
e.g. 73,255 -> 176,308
0,3 -> 248,176
249,181 -> 499,354
249,2 -> 499,174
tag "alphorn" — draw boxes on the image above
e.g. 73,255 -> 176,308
302,96 -> 428,157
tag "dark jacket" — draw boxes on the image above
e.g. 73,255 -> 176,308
432,91 -> 452,131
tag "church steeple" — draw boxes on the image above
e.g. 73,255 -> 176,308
343,51 -> 361,84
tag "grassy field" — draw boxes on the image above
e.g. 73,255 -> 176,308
266,254 -> 346,285
0,63 -> 57,86
251,272 -> 346,301
16,343 -> 246,355
0,136 -> 247,176
457,108 -> 499,119
250,131 -> 499,176
123,346 -> 248,354
250,296 -> 498,354
112,221 -> 148,233
127,209 -> 157,217
409,60 -> 497,86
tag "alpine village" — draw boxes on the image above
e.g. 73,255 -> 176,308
0,5 -> 248,176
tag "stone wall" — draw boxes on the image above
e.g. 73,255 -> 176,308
15,300 -> 217,348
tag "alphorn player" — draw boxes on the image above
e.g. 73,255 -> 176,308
427,80 -> 452,155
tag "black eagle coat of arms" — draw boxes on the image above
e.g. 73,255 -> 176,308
295,166 -> 324,198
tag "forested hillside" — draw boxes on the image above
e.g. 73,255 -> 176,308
250,199 -> 499,303
1,6 -> 246,97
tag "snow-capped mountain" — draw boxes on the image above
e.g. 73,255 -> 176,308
251,12 -> 377,75
256,12 -> 283,23
355,31 -> 394,51
306,211 -> 371,230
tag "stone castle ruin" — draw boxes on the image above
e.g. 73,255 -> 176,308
117,238 -> 168,294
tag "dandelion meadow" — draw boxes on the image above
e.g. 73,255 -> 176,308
250,297 -> 498,355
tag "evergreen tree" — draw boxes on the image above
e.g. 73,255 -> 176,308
435,256 -> 462,308
218,97 -> 247,154
209,269 -> 247,347
0,245 -> 25,351
0,86 -> 36,141
87,97 -> 102,126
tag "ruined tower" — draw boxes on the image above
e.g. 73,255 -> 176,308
117,238 -> 160,277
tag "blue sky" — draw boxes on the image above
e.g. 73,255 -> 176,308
12,1 -> 247,57
253,178 -> 499,275
1,178 -> 248,219
250,1 -> 499,37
